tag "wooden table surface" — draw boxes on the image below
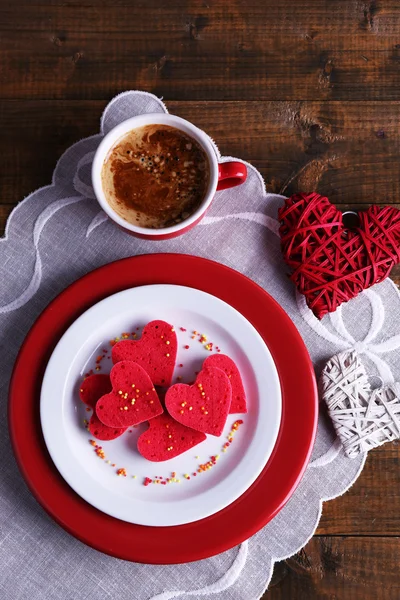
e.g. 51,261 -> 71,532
1,1 -> 399,598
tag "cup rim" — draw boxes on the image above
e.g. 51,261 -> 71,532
91,113 -> 219,236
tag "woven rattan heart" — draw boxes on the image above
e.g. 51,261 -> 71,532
321,350 -> 400,458
278,192 -> 400,319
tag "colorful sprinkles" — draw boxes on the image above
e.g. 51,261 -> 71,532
222,419 -> 244,452
109,329 -> 143,348
87,418 -> 244,485
180,329 -> 219,352
84,324 -> 239,487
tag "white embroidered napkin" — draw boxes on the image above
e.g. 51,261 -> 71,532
1,91 -> 400,599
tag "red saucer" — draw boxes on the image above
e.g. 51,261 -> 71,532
9,254 -> 318,564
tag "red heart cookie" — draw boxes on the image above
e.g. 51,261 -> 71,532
96,361 -> 163,428
112,320 -> 177,386
79,374 -> 126,441
279,193 -> 400,319
137,413 -> 206,462
165,367 -> 232,436
203,354 -> 247,414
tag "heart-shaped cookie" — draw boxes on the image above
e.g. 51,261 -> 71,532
204,354 -> 247,413
165,367 -> 232,436
279,193 -> 400,319
96,361 -> 163,428
137,413 -> 206,462
112,320 -> 177,386
79,374 -> 127,440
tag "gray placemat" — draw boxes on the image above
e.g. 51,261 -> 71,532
2,91 -> 400,600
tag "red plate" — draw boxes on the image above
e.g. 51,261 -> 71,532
9,254 -> 317,564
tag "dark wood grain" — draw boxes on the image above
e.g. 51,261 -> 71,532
2,100 -> 400,206
1,1 -> 400,598
0,205 -> 13,234
0,101 -> 100,206
2,1 -> 400,101
317,442 -> 400,535
267,536 -> 400,599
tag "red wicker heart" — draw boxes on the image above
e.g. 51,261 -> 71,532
278,192 -> 400,319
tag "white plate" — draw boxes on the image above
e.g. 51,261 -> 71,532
40,284 -> 281,526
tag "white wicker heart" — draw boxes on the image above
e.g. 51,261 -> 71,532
321,350 -> 400,458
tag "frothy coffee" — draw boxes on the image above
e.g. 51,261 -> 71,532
101,124 -> 210,229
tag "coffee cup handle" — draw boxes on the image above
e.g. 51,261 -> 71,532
217,162 -> 248,191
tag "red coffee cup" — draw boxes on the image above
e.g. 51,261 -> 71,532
92,114 -> 247,240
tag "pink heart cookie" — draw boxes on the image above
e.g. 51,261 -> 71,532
204,354 -> 247,413
165,367 -> 232,436
112,320 -> 177,386
96,361 -> 163,428
137,413 -> 206,462
79,374 -> 127,441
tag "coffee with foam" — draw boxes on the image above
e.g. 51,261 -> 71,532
101,124 -> 210,229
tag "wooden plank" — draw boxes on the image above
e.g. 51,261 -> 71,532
167,101 -> 400,203
3,1 -> 400,44
317,442 -> 400,535
0,205 -> 13,235
2,100 -> 400,206
1,2 -> 400,100
0,100 -> 102,206
265,536 -> 400,599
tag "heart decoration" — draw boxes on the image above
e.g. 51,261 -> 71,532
137,413 -> 206,462
203,354 -> 247,414
96,361 -> 163,428
112,320 -> 177,386
320,350 -> 400,458
82,319 -> 246,459
279,192 -> 400,319
165,367 -> 232,436
79,374 -> 127,440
